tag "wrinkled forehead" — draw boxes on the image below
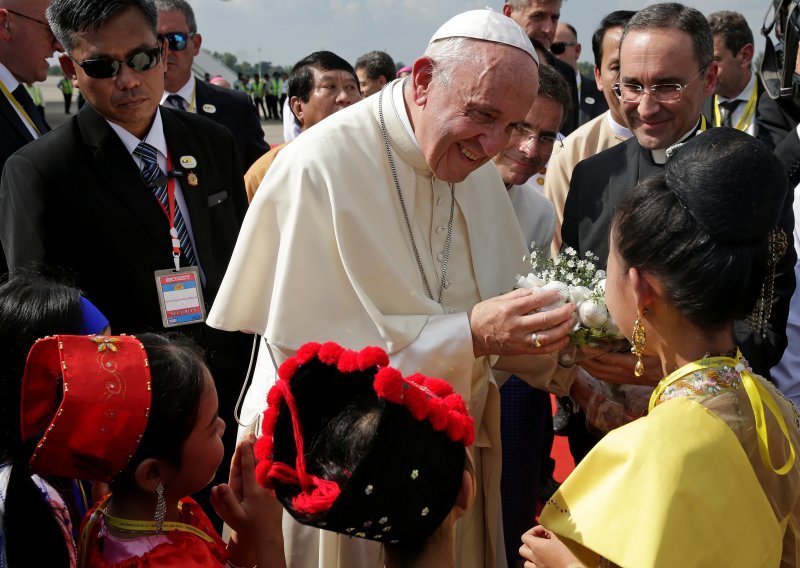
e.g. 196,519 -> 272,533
619,28 -> 702,78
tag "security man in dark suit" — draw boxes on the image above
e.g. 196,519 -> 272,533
553,21 -> 609,126
156,0 -> 267,174
703,10 -> 798,150
0,0 -> 61,275
0,0 -> 250,525
563,3 -> 794,389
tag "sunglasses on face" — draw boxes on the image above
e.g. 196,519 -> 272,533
550,41 -> 577,55
69,43 -> 163,79
161,32 -> 196,52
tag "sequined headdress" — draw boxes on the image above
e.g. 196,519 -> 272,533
20,335 -> 152,481
255,341 -> 473,545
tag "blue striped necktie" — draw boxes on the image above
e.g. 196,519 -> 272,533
133,141 -> 197,266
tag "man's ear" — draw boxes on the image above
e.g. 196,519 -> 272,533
191,33 -> 202,57
501,3 -> 513,19
0,9 -> 11,40
739,42 -> 754,69
59,54 -> 76,80
289,95 -> 304,127
575,42 -> 582,62
410,57 -> 434,106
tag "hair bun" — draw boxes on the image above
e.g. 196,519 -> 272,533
664,128 -> 787,245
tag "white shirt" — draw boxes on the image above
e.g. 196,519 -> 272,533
161,75 -> 196,113
0,62 -> 39,139
106,108 -> 204,281
717,73 -> 757,136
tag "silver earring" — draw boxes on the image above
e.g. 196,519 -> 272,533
154,482 -> 166,533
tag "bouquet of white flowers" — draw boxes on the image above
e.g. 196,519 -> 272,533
515,245 -> 629,364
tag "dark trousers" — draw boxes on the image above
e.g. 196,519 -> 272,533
253,96 -> 267,120
500,377 -> 551,568
63,93 -> 72,114
266,94 -> 279,120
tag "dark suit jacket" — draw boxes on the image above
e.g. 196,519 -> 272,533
563,134 -> 795,377
701,75 -> 800,150
541,50 -> 579,136
578,74 -> 608,127
0,103 -> 248,335
194,79 -> 268,174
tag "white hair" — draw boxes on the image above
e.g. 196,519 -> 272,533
423,37 -> 491,88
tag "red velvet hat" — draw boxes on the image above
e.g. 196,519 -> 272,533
255,341 -> 474,545
20,335 -> 152,482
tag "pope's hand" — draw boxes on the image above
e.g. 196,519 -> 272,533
469,288 -> 574,358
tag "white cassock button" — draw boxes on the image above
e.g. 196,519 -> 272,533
436,225 -> 446,234
437,253 -> 444,262
444,280 -> 451,289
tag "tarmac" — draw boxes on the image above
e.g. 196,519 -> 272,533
37,74 -> 286,147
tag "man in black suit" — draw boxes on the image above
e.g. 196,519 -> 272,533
563,3 -> 794,384
156,0 -> 267,174
0,0 -> 61,275
553,21 -> 608,126
705,10 -> 798,150
0,0 -> 250,523
503,0 -> 579,135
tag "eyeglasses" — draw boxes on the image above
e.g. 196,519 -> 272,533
510,124 -> 563,151
161,32 -> 196,52
612,66 -> 708,103
5,8 -> 53,36
550,41 -> 577,55
69,43 -> 163,79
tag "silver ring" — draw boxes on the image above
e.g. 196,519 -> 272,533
531,332 -> 542,348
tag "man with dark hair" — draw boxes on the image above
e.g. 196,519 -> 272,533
503,0 -> 579,134
244,50 -> 361,200
156,0 -> 267,174
563,3 -> 794,394
545,10 -> 634,255
492,62 -> 571,568
706,10 -> 795,149
554,21 -> 606,125
354,50 -> 396,97
0,0 -> 251,524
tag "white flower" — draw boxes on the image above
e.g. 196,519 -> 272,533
540,281 -> 569,310
565,247 -> 576,256
578,300 -> 609,328
596,279 -> 606,294
595,269 -> 606,280
569,286 -> 591,304
566,260 -> 575,268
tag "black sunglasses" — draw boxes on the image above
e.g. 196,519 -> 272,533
161,32 -> 195,52
550,41 -> 577,55
69,43 -> 163,79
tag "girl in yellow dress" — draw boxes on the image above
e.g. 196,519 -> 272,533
521,128 -> 800,567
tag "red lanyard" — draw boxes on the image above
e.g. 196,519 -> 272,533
152,150 -> 182,271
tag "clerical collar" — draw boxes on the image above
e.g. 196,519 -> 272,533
392,78 -> 420,149
650,119 -> 702,165
0,62 -> 20,94
107,108 -> 168,165
161,75 -> 195,110
606,112 -> 632,141
718,73 -> 755,104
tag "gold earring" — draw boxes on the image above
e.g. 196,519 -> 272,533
631,314 -> 646,377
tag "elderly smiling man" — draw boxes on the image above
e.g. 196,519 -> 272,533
208,9 -> 577,568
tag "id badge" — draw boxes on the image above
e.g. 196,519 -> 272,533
154,267 -> 207,328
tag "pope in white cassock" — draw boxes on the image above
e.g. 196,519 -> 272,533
208,9 -> 578,568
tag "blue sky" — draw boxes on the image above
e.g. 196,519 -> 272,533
191,0 -> 771,69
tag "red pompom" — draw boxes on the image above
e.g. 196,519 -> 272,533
295,342 -> 322,364
255,459 -> 273,488
278,357 -> 300,382
444,393 -> 468,415
357,346 -> 389,370
254,435 -> 272,462
403,383 -> 429,420
446,412 -> 466,442
461,415 -> 475,446
428,397 -> 449,431
407,373 -> 426,386
374,367 -> 404,403
423,377 -> 453,398
336,350 -> 359,373
318,342 -> 345,365
266,385 -> 283,409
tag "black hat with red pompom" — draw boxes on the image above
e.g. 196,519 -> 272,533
254,341 -> 473,545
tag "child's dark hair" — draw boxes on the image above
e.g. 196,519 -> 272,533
1,270 -> 82,568
109,333 -> 207,496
